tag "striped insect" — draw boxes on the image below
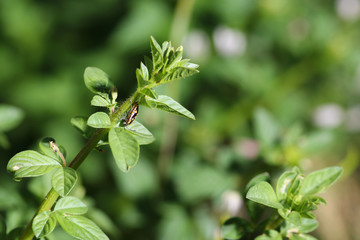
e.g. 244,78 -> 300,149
123,101 -> 139,126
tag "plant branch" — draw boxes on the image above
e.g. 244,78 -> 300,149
19,97 -> 135,239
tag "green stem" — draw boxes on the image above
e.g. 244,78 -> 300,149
19,95 -> 138,239
19,128 -> 108,240
19,188 -> 59,240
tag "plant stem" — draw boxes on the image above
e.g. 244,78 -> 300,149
19,128 -> 109,240
19,90 -> 139,239
19,188 -> 59,240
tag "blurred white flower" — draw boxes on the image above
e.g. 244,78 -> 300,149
336,0 -> 360,21
313,104 -> 344,128
221,190 -> 243,216
213,26 -> 246,57
183,30 -> 210,60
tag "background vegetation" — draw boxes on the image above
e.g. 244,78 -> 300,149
1,0 -> 359,239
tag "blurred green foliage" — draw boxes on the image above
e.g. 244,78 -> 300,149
1,0 -> 360,239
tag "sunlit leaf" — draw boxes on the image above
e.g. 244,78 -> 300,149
146,95 -> 195,120
54,196 -> 88,215
51,167 -> 78,197
140,62 -> 149,81
245,173 -> 270,223
109,127 -> 139,172
7,150 -> 61,178
246,181 -> 283,209
125,121 -> 155,145
282,217 -> 318,235
56,214 -> 109,240
165,46 -> 183,71
136,68 -> 150,88
245,172 -> 270,192
87,112 -> 112,128
150,36 -> 163,74
91,95 -> 111,107
162,64 -> 199,84
32,211 -> 56,238
276,170 -> 299,201
299,167 -> 343,197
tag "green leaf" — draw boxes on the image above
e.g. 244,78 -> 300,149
276,170 -> 299,201
246,181 -> 283,209
140,62 -> 149,81
51,167 -> 78,197
254,107 -> 280,148
71,116 -> 96,138
136,68 -> 150,88
32,211 -> 56,238
298,218 -> 318,234
87,112 -> 112,128
282,218 -> 318,236
299,167 -> 343,197
221,217 -> 252,240
144,55 -> 153,75
71,116 -> 88,133
165,46 -> 183,71
7,150 -> 61,178
150,36 -> 163,73
255,230 -> 282,240
146,95 -> 195,120
84,67 -> 113,94
162,63 -> 199,84
139,87 -> 158,99
109,127 -> 139,172
71,117 -> 108,148
245,173 -> 270,223
38,137 -> 66,164
125,121 -> 155,145
54,196 -> 88,215
38,137 -> 57,159
0,104 -> 24,132
245,172 -> 270,192
286,211 -> 301,226
91,95 -> 111,107
56,214 -> 109,240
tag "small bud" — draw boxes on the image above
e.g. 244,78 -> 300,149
112,86 -> 118,104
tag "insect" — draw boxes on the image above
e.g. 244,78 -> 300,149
123,101 -> 139,126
